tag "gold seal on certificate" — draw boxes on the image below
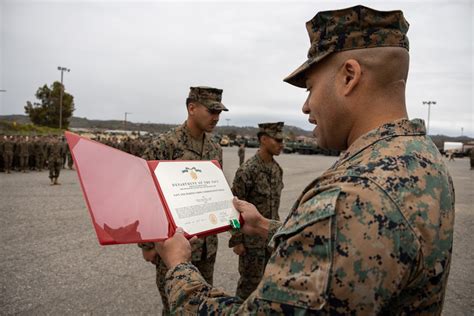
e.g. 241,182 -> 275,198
154,161 -> 239,236
209,214 -> 218,225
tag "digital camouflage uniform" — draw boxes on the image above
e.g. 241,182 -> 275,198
162,6 -> 455,315
229,122 -> 284,299
470,148 -> 474,170
237,145 -> 245,166
65,142 -> 74,169
28,139 -> 35,170
61,139 -> 68,168
129,138 -> 141,157
139,86 -> 228,315
17,137 -> 29,172
3,136 -> 14,173
47,138 -> 64,183
164,119 -> 455,315
0,136 -> 4,171
33,137 -> 46,171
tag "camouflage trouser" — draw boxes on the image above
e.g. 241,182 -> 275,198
67,152 -> 73,169
155,253 -> 216,316
35,154 -> 45,170
20,155 -> 29,172
3,153 -> 13,172
236,247 -> 271,300
49,159 -> 63,179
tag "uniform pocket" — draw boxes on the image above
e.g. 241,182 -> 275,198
256,187 -> 340,310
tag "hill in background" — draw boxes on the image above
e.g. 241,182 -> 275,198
0,114 -> 313,138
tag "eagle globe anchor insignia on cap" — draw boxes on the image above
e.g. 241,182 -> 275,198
283,5 -> 410,88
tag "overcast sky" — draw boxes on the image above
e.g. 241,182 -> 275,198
1,0 -> 472,136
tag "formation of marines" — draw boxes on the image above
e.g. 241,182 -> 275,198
0,135 -> 158,179
0,135 -> 70,181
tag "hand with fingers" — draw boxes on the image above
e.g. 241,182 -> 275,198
233,243 -> 246,256
155,227 -> 196,269
232,197 -> 270,238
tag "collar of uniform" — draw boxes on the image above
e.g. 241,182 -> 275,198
180,121 -> 212,156
332,118 -> 426,170
256,150 -> 276,169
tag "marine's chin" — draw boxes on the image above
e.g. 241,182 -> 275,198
312,125 -> 318,138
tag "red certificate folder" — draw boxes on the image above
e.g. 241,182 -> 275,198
65,131 -> 236,246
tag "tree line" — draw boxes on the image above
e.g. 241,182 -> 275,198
24,81 -> 75,129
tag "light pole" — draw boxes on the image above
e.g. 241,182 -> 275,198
0,90 -> 6,114
57,66 -> 70,129
422,101 -> 436,135
124,112 -> 132,128
225,118 -> 230,127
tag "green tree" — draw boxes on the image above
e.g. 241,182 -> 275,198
24,81 -> 75,129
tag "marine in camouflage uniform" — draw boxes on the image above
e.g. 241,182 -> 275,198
65,141 -> 74,169
17,136 -> 30,172
0,135 -> 4,172
129,138 -> 142,157
156,6 -> 455,315
470,148 -> 474,170
61,138 -> 68,169
237,143 -> 245,166
28,137 -> 36,170
3,136 -> 14,173
33,136 -> 46,171
47,136 -> 64,185
229,122 -> 284,299
138,86 -> 228,315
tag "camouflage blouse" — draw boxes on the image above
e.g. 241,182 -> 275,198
141,121 -> 223,261
164,119 -> 455,315
229,152 -> 284,249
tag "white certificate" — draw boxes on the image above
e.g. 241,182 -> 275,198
154,161 -> 239,235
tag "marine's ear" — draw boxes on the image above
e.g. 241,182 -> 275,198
339,58 -> 362,96
187,102 -> 198,116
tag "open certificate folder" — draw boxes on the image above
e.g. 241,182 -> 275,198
65,132 -> 240,246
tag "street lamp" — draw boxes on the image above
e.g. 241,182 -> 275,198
57,66 -> 70,129
226,118 -> 230,127
422,101 -> 436,135
124,112 -> 132,128
0,90 -> 6,114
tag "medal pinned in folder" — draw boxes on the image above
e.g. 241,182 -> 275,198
65,131 -> 240,245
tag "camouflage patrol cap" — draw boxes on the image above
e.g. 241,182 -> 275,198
284,5 -> 410,88
258,122 -> 285,140
188,86 -> 228,111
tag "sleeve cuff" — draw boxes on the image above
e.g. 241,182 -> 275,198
137,242 -> 155,250
267,220 -> 282,242
164,262 -> 211,306
228,232 -> 243,248
165,262 -> 198,278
